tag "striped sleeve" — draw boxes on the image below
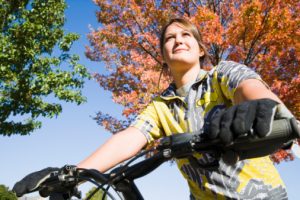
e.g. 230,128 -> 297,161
215,61 -> 266,101
130,102 -> 164,144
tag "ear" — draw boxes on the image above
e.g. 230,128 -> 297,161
199,48 -> 205,57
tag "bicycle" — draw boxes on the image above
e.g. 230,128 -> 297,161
18,118 -> 300,200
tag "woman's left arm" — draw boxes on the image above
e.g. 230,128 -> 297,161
209,78 -> 294,144
234,79 -> 282,104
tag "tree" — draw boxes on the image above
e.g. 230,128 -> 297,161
84,187 -> 107,200
86,0 -> 299,162
0,0 -> 90,136
0,184 -> 17,200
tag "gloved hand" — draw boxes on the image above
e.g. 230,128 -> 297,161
209,98 -> 279,145
13,167 -> 60,197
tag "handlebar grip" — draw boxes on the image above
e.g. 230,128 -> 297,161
222,118 -> 300,165
266,118 -> 300,140
230,118 -> 299,148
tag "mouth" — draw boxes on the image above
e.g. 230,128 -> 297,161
173,48 -> 187,53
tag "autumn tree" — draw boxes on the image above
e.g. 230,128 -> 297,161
86,0 -> 300,162
0,0 -> 90,136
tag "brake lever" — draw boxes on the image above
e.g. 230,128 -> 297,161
157,133 -> 197,158
157,133 -> 222,170
39,165 -> 81,198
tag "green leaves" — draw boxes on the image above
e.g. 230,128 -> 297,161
84,187 -> 107,200
0,184 -> 17,200
0,0 -> 90,136
59,33 -> 80,52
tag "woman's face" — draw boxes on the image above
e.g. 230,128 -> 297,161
162,23 -> 204,70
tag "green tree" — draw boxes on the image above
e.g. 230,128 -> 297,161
0,0 -> 90,136
0,185 -> 17,200
85,187 -> 107,200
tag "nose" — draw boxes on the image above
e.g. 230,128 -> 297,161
175,35 -> 183,45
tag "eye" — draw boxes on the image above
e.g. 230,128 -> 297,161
165,35 -> 174,42
183,32 -> 191,37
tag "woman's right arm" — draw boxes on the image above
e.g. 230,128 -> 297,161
77,126 -> 148,172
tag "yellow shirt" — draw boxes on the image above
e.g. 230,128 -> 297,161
131,61 -> 287,199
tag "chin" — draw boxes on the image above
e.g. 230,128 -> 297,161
173,58 -> 198,65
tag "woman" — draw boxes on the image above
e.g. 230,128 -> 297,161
14,18 -> 293,199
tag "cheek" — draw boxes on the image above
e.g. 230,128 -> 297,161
162,44 -> 171,58
164,43 -> 170,51
191,43 -> 202,56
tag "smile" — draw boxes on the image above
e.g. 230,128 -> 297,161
173,48 -> 188,53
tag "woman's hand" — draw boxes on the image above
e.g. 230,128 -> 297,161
209,98 -> 279,145
13,167 -> 60,197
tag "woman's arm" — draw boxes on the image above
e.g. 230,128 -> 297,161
77,126 -> 147,172
234,79 -> 282,104
209,78 -> 287,144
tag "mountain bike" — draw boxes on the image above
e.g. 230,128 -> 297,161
19,118 -> 300,200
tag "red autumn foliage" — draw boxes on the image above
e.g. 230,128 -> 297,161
87,0 -> 300,163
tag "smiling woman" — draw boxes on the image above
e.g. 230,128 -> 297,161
12,16 -> 297,200
160,19 -> 212,89
162,22 -> 204,87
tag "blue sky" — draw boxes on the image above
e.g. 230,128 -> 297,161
1,0 -> 299,199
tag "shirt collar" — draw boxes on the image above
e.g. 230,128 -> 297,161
160,69 -> 208,100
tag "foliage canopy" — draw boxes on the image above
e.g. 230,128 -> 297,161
87,0 -> 299,162
0,0 -> 90,136
0,184 -> 17,200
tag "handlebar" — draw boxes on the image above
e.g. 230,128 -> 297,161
221,118 -> 300,164
158,118 -> 300,164
35,118 -> 300,199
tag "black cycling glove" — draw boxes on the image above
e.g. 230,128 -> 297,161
209,98 -> 279,145
13,167 -> 60,197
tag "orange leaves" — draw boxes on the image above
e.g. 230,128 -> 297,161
192,7 -> 224,46
88,0 -> 300,162
226,0 -> 299,65
89,0 -> 300,115
224,0 -> 300,123
270,140 -> 300,164
94,111 -> 131,133
270,148 -> 295,164
228,1 -> 261,43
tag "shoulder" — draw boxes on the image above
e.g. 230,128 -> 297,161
210,60 -> 258,78
152,96 -> 165,103
144,95 -> 168,110
216,60 -> 249,71
208,60 -> 241,74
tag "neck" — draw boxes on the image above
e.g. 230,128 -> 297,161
170,64 -> 200,88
